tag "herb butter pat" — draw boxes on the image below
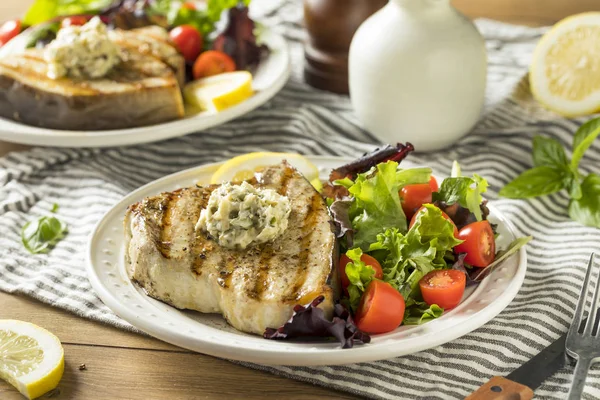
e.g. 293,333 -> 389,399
44,17 -> 120,79
197,182 -> 291,249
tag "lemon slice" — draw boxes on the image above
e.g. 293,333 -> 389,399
529,12 -> 600,117
184,71 -> 253,112
210,152 -> 321,187
0,320 -> 64,399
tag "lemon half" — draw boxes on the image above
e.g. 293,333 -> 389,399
530,12 -> 600,117
184,71 -> 253,112
210,152 -> 321,188
0,320 -> 64,399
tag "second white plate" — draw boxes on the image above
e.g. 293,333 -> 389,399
86,156 -> 528,366
0,29 -> 290,148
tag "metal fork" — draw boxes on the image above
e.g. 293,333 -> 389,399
566,253 -> 600,399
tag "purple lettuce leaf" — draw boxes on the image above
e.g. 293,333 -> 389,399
329,197 -> 354,248
263,296 -> 370,349
434,200 -> 490,231
212,6 -> 267,70
328,142 -> 414,182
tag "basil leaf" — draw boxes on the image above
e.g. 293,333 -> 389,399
572,117 -> 600,170
498,166 -> 569,199
567,174 -> 583,200
21,216 -> 67,254
568,173 -> 600,229
51,203 -> 59,213
532,135 -> 568,167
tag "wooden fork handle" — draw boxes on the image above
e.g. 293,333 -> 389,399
465,376 -> 534,400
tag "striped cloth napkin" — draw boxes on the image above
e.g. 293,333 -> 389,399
2,1 -> 600,398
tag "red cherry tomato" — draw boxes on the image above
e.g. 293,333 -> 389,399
181,2 -> 197,10
169,25 -> 203,62
419,269 -> 466,310
355,280 -> 405,334
192,50 -> 236,79
454,221 -> 496,267
339,253 -> 383,293
400,183 -> 433,220
0,20 -> 21,46
409,206 -> 459,237
61,16 -> 88,28
429,176 -> 439,192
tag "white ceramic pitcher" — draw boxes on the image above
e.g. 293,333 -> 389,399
348,0 -> 487,151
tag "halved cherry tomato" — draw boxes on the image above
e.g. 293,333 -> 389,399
169,25 -> 203,62
0,20 -> 21,46
339,253 -> 383,293
409,206 -> 459,237
400,183 -> 432,220
192,50 -> 236,79
419,269 -> 466,310
355,280 -> 405,334
181,2 -> 197,10
454,220 -> 496,267
429,176 -> 439,192
61,16 -> 88,28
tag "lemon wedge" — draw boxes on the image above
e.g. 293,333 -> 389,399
529,12 -> 600,117
184,71 -> 253,112
210,152 -> 321,188
0,320 -> 64,399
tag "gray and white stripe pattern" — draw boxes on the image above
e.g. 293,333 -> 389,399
2,2 -> 600,398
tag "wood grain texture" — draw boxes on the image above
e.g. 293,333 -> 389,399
0,343 -> 357,400
465,376 -> 534,400
0,293 -> 357,400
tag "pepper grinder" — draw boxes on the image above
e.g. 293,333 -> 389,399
303,0 -> 387,94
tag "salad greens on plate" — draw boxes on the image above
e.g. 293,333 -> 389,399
266,143 -> 530,346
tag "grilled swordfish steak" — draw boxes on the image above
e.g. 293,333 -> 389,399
0,26 -> 185,131
124,163 -> 339,335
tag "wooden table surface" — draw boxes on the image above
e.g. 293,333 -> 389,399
1,1 -> 600,399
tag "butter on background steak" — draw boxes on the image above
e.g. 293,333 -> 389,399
124,163 -> 339,335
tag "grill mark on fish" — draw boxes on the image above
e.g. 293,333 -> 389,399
285,192 -> 324,302
190,191 -> 209,276
217,256 -> 236,288
247,245 -> 275,299
157,191 -> 180,259
275,166 -> 294,195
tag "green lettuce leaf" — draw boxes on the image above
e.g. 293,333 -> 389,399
434,171 -> 488,221
347,162 -> 407,250
343,248 -> 375,311
403,301 -> 444,325
341,162 -> 431,250
369,204 -> 462,299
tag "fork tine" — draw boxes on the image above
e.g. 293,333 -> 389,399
572,253 -> 595,335
584,254 -> 600,335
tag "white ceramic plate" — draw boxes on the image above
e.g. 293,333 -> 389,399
0,29 -> 290,148
86,156 -> 528,366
